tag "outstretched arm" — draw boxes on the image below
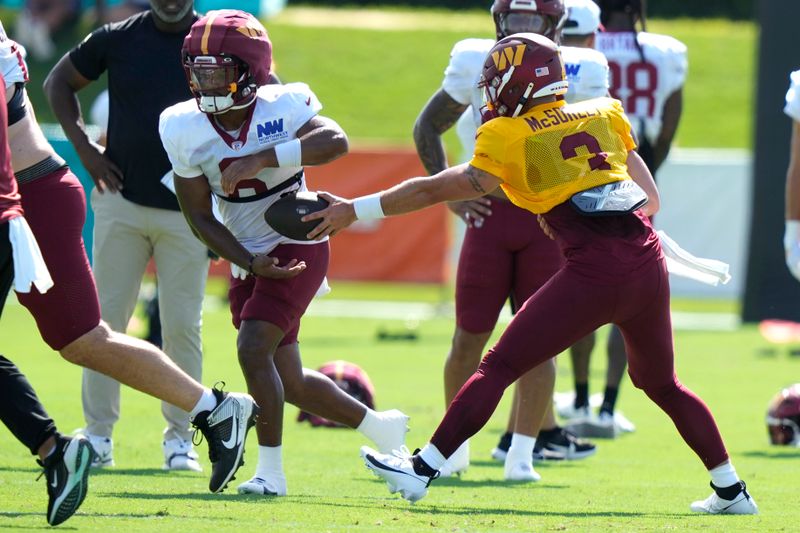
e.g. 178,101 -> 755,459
302,163 -> 502,240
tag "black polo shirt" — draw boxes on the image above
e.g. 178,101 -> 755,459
69,11 -> 198,210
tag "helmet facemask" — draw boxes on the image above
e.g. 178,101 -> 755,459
185,54 -> 256,115
497,11 -> 558,40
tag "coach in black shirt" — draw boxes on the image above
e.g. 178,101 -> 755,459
44,0 -> 208,473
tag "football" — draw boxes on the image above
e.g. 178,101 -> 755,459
264,191 -> 330,240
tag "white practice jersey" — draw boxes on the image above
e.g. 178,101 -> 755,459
595,31 -> 687,145
159,82 -> 326,255
442,37 -> 609,159
0,21 -> 28,88
785,70 -> 800,122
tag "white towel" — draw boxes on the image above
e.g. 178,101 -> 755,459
657,230 -> 731,287
8,216 -> 53,293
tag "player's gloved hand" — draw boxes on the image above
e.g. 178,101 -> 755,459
447,198 -> 492,228
784,220 -> 800,281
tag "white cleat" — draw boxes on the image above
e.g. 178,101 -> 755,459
690,482 -> 758,515
370,409 -> 410,454
237,475 -> 287,496
438,441 -> 469,477
84,433 -> 114,468
163,438 -> 202,472
360,445 -> 435,503
504,459 -> 541,482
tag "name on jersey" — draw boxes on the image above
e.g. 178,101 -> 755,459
257,118 -> 289,145
525,108 -> 598,132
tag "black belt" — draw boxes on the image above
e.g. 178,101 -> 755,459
215,170 -> 303,204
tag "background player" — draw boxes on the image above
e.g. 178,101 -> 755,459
305,33 -> 758,516
160,10 -> 408,497
414,0 -> 600,480
784,69 -> 800,280
561,0 -> 688,437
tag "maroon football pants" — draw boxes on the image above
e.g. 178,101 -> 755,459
431,257 -> 729,470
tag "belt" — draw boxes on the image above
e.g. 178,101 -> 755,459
215,170 -> 303,204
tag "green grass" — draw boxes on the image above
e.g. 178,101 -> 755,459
13,7 -> 755,150
0,285 -> 795,531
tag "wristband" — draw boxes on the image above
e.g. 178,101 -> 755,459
274,138 -> 302,167
785,220 -> 800,251
353,193 -> 385,220
247,254 -> 256,275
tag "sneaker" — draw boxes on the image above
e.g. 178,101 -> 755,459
503,459 -> 541,482
492,434 -> 566,462
360,445 -> 436,503
84,433 -> 114,468
612,411 -> 636,433
237,475 -> 287,496
539,428 -> 597,460
438,441 -> 469,477
690,481 -> 758,514
192,388 -> 259,493
370,409 -> 410,454
565,412 -> 618,439
163,438 -> 202,472
38,435 -> 95,526
558,403 -> 592,422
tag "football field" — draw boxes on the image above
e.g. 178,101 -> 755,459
0,284 -> 795,531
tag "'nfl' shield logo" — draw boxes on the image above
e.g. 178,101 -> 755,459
535,67 -> 550,77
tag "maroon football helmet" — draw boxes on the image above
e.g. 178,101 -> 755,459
766,383 -> 800,446
478,32 -> 568,121
491,0 -> 567,41
182,9 -> 272,114
297,361 -> 376,428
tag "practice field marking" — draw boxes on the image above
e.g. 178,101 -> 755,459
306,299 -> 740,331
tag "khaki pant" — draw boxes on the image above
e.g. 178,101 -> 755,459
84,190 -> 209,442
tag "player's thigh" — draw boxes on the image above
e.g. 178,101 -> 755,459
455,215 -> 515,334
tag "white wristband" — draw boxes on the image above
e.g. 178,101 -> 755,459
785,220 -> 800,251
353,193 -> 385,220
274,138 -> 302,167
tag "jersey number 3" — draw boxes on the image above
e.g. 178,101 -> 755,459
560,132 -> 611,171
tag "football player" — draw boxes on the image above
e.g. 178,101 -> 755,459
784,69 -> 800,280
159,10 -> 409,496
0,20 -> 257,496
562,0 -> 688,438
413,0 -> 601,481
306,33 -> 759,515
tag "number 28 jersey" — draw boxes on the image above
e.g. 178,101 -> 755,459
595,31 -> 687,146
469,97 -> 636,214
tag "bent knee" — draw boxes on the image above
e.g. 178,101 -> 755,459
59,323 -> 111,365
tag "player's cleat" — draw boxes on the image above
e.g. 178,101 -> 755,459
438,441 -> 469,477
538,427 -> 597,460
360,445 -> 437,503
83,433 -> 114,468
163,438 -> 202,472
370,409 -> 411,454
192,388 -> 259,493
39,435 -> 95,526
503,459 -> 541,482
690,481 -> 758,515
237,475 -> 287,496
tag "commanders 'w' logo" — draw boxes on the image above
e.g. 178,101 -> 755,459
491,44 -> 526,71
236,22 -> 265,39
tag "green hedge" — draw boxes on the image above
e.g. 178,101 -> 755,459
298,0 -> 755,20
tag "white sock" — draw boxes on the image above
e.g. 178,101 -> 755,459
418,443 -> 447,471
709,461 -> 740,489
189,388 -> 217,420
356,408 -> 382,440
507,433 -> 536,463
255,445 -> 284,480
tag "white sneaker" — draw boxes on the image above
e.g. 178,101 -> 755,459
690,483 -> 758,514
612,411 -> 636,433
237,475 -> 287,496
360,445 -> 435,503
504,459 -> 541,482
438,441 -> 469,477
84,433 -> 114,468
566,412 -> 617,439
370,409 -> 410,454
558,403 -> 592,422
163,438 -> 202,472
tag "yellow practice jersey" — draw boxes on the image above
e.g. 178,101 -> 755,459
469,97 -> 637,214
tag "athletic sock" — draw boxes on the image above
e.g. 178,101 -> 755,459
416,443 -> 446,473
356,408 -> 382,441
574,382 -> 589,408
189,388 -> 217,421
506,433 -> 536,464
600,386 -> 619,415
709,461 -> 740,491
255,445 -> 284,480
